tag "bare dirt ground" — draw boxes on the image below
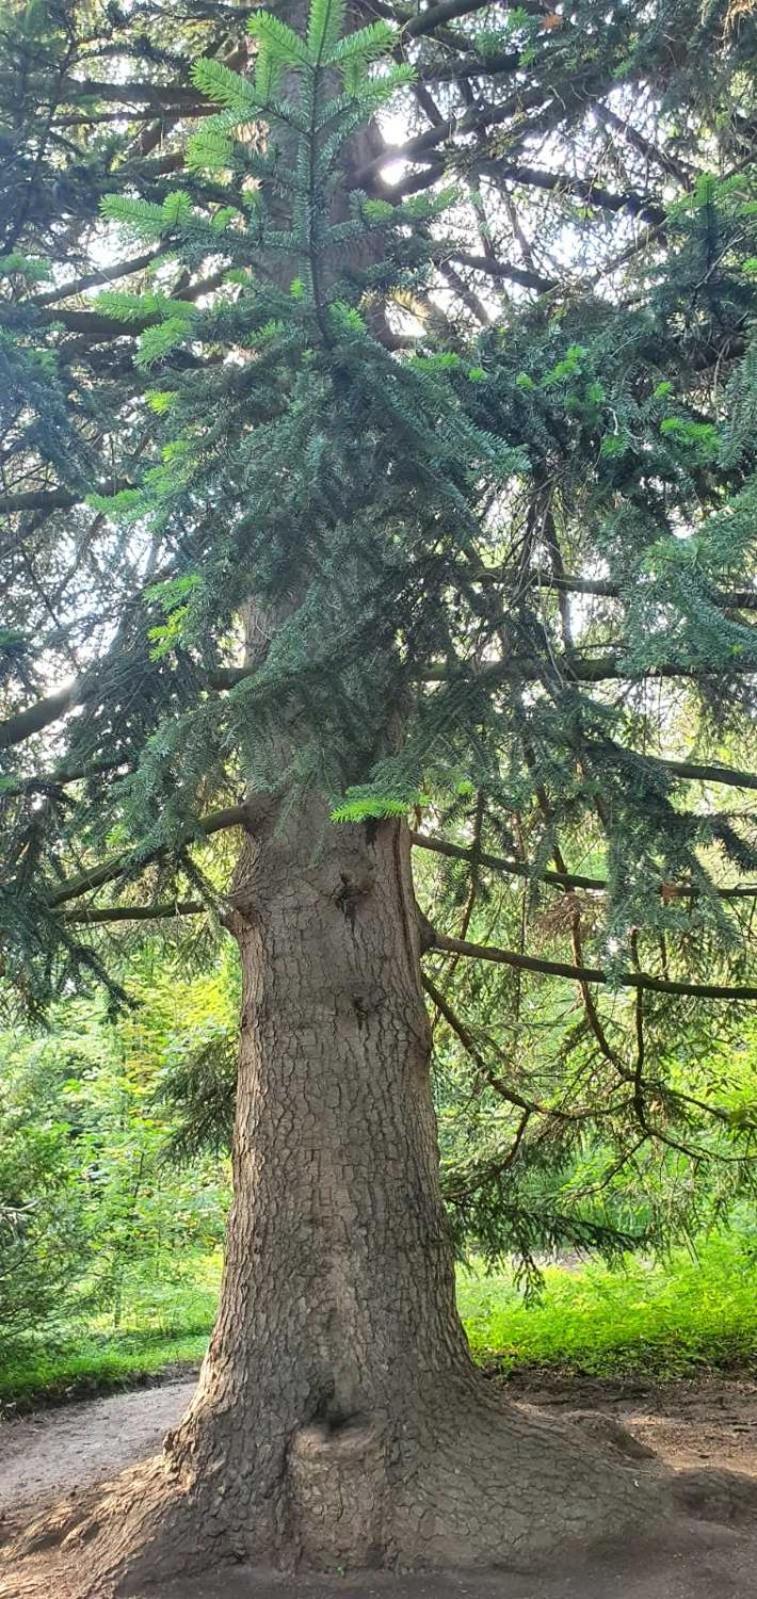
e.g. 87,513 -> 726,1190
1,1370 -> 757,1598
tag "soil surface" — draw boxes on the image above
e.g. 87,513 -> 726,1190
2,1370 -> 757,1598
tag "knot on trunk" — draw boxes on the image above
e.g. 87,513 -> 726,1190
334,869 -> 375,927
289,1418 -> 388,1567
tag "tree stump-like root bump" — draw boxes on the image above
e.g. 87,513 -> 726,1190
6,1387 -> 757,1599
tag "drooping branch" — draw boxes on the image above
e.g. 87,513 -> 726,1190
422,972 -> 595,1120
427,928 -> 757,1001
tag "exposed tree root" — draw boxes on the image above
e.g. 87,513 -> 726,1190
6,1385 -> 757,1599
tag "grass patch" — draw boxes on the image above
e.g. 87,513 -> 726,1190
0,1261 -> 221,1410
0,1326 -> 211,1410
459,1230 -> 757,1379
2,1232 -> 755,1410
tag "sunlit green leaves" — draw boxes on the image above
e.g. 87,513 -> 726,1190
101,191 -> 193,239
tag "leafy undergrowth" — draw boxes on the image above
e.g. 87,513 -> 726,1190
1,1232 -> 755,1411
0,1266 -> 221,1411
459,1230 -> 757,1378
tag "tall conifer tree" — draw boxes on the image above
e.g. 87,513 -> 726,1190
1,0 -> 756,1588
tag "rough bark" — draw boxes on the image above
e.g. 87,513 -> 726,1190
33,802 -> 675,1598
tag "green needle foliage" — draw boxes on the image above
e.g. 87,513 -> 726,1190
0,0 -> 756,1269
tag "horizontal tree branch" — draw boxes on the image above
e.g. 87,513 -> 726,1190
516,568 -> 757,610
423,652 -> 757,687
216,651 -> 757,698
400,0 -> 506,37
489,566 -> 757,612
442,250 -> 556,293
41,306 -> 153,339
658,757 -> 757,792
0,475 -> 134,517
429,930 -> 757,1001
64,78 -> 209,109
481,164 -> 666,226
411,829 -> 757,900
32,249 -> 164,307
4,643 -> 755,755
357,101 -> 545,184
384,155 -> 666,226
0,488 -> 79,514
34,267 -> 234,342
421,47 -> 522,82
49,803 -> 249,908
65,899 -> 206,923
0,757 -> 127,797
411,828 -> 605,892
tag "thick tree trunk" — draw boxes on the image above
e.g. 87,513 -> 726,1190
60,802 -> 666,1597
174,804 -> 474,1564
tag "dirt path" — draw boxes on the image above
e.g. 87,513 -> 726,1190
506,1368 -> 757,1476
5,1370 -> 756,1526
0,1380 -> 196,1532
2,1371 -> 757,1597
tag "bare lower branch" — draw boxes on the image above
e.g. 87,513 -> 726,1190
428,928 -> 757,1001
410,829 -> 757,900
64,899 -> 206,923
49,803 -> 249,908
